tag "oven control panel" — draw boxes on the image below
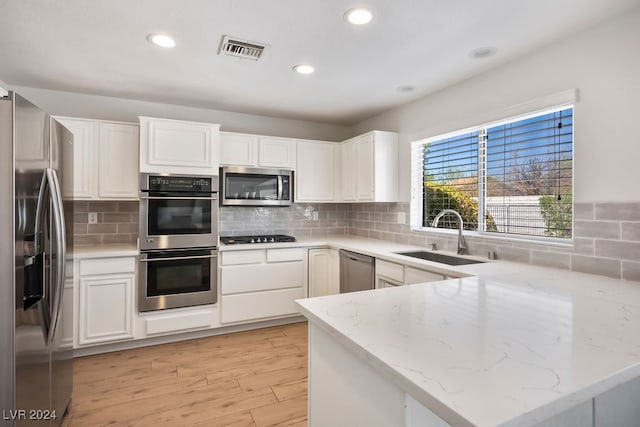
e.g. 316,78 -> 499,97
142,174 -> 217,193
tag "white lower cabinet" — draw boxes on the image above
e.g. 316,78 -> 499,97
308,248 -> 340,297
375,259 -> 446,289
404,267 -> 445,284
220,248 -> 307,324
139,305 -> 220,337
76,256 -> 135,347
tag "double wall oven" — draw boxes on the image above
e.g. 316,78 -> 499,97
138,173 -> 218,312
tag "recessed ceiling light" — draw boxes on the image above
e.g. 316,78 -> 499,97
396,85 -> 415,93
293,64 -> 315,74
146,33 -> 176,48
344,8 -> 373,25
469,46 -> 497,59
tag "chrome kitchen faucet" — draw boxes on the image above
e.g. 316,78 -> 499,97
432,209 -> 468,255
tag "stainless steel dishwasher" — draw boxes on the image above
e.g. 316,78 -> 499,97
339,250 -> 375,293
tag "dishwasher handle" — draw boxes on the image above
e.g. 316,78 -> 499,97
339,249 -> 374,264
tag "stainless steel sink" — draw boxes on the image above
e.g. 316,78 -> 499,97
395,251 -> 486,266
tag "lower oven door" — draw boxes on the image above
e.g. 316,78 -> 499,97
139,248 -> 218,312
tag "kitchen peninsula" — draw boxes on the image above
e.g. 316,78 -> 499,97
297,260 -> 640,427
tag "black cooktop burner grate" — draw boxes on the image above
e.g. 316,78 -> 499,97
220,234 -> 296,245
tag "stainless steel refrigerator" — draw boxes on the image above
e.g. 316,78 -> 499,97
0,92 -> 73,425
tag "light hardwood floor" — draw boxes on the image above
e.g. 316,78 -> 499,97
65,322 -> 309,426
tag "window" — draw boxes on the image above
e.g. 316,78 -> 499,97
412,106 -> 573,240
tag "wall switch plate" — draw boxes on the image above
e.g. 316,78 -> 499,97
88,212 -> 98,224
396,212 -> 406,224
312,211 -> 319,221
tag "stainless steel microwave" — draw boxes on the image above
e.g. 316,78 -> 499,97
220,166 -> 293,207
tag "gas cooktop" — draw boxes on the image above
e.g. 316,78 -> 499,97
220,235 -> 297,245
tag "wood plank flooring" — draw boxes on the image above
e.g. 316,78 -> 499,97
65,322 -> 309,426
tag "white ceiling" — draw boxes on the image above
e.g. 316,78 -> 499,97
1,0 -> 638,125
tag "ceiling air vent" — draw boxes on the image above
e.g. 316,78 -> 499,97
219,36 -> 268,61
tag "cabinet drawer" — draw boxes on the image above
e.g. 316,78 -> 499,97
79,257 -> 136,276
404,267 -> 445,285
145,308 -> 213,336
220,287 -> 305,324
221,262 -> 304,294
376,260 -> 404,282
267,248 -> 305,263
221,250 -> 265,266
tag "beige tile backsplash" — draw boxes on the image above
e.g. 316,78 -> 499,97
347,202 -> 640,281
73,201 -> 139,245
73,200 -> 640,281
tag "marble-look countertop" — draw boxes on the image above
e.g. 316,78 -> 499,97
295,241 -> 640,426
73,244 -> 138,258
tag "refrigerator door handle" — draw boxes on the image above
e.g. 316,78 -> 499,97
46,168 -> 66,345
34,171 -> 49,258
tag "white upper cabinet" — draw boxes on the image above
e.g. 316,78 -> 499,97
296,140 -> 337,202
139,116 -> 220,175
355,134 -> 375,201
219,132 -> 258,167
98,123 -> 139,198
220,132 -> 296,170
341,140 -> 357,202
58,118 -> 96,199
341,131 -> 398,203
259,136 -> 296,169
56,117 -> 139,200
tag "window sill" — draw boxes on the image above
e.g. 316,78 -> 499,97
410,226 -> 574,248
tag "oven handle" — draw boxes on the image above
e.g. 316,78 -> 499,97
140,195 -> 218,200
140,254 -> 218,262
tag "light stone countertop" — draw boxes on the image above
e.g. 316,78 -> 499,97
73,244 -> 138,258
290,236 -> 640,427
76,236 -> 640,425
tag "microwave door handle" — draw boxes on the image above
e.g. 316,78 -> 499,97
277,176 -> 283,200
46,168 -> 66,345
140,254 -> 218,262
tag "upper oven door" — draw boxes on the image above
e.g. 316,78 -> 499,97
221,167 -> 292,206
140,194 -> 218,250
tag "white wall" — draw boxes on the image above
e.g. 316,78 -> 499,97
353,10 -> 640,203
8,85 -> 351,142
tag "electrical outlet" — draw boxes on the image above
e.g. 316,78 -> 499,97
88,212 -> 98,224
396,212 -> 406,224
312,211 -> 319,221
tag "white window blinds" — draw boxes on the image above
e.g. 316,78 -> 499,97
412,105 -> 574,240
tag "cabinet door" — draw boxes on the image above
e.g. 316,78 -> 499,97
78,274 -> 134,345
259,137 -> 296,169
309,249 -> 330,297
220,132 -> 258,167
296,141 -> 335,202
57,118 -> 96,199
220,288 -> 305,324
404,267 -> 445,285
140,117 -> 220,174
356,134 -> 375,201
98,123 -> 139,199
341,141 -> 357,201
329,249 -> 340,295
